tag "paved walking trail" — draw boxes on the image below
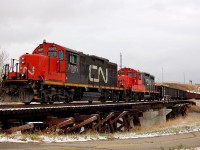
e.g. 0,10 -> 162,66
0,131 -> 200,150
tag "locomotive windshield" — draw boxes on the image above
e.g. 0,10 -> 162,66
119,70 -> 124,75
38,47 -> 44,55
39,52 -> 44,55
48,52 -> 57,57
128,71 -> 132,76
133,72 -> 137,78
58,50 -> 64,60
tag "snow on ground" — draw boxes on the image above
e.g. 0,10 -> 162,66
0,133 -> 108,143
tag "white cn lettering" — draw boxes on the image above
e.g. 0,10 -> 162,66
89,65 -> 108,83
23,66 -> 35,75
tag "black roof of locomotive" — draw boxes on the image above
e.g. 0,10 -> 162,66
64,47 -> 115,65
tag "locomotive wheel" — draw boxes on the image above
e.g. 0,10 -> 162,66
112,93 -> 120,102
19,88 -> 34,105
49,95 -> 55,104
100,98 -> 106,103
40,94 -> 48,104
49,101 -> 54,104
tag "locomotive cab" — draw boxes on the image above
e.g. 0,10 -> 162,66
118,67 -> 145,91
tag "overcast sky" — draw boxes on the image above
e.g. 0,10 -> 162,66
0,0 -> 200,83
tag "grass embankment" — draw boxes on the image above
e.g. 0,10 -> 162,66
156,82 -> 200,92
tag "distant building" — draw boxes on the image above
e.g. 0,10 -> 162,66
189,80 -> 192,84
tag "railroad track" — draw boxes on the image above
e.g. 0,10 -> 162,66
0,100 -> 195,134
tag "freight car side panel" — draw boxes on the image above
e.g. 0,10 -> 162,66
157,85 -> 187,100
162,86 -> 177,99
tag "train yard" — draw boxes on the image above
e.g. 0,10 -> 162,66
0,100 -> 195,134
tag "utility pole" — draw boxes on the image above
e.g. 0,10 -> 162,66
162,67 -> 163,83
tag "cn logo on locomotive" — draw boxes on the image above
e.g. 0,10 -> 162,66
21,66 -> 35,75
89,65 -> 108,83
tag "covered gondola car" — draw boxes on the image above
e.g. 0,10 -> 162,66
187,92 -> 200,99
157,85 -> 187,100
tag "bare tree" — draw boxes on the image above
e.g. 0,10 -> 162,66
0,50 -> 9,80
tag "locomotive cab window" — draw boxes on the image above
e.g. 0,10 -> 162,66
38,47 -> 43,52
69,54 -> 77,64
58,50 -> 64,61
38,47 -> 44,55
133,72 -> 137,78
120,71 -> 124,75
128,71 -> 132,77
48,52 -> 57,57
139,73 -> 141,80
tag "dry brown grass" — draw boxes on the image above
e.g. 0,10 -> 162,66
188,100 -> 200,113
131,102 -> 200,133
156,82 -> 199,92
188,105 -> 200,113
130,113 -> 200,134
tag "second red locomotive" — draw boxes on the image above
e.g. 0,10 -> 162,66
117,67 -> 158,100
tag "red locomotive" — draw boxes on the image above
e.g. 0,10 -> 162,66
118,68 -> 145,91
2,40 -> 122,104
1,41 -> 198,104
118,67 -> 159,100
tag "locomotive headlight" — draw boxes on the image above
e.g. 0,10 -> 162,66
21,57 -> 25,64
21,73 -> 26,79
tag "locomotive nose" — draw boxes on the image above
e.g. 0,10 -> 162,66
19,54 -> 47,80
